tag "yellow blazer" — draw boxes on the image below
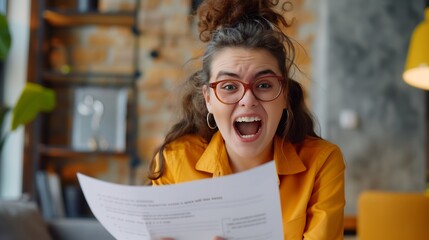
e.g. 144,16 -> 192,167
152,131 -> 345,240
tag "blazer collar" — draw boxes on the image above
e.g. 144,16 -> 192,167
195,132 -> 233,176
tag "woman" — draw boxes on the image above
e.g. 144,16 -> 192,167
149,0 -> 345,239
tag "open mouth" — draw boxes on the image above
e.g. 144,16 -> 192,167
234,116 -> 262,138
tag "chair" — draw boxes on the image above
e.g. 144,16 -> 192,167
357,191 -> 429,240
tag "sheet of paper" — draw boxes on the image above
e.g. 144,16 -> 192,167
77,161 -> 283,240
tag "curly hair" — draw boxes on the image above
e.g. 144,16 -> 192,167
148,0 -> 318,180
197,0 -> 293,42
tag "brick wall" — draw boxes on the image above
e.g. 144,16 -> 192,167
50,0 -> 314,184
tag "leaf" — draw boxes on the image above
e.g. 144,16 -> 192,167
0,14 -> 11,60
11,83 -> 56,131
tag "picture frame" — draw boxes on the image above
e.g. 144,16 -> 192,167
71,87 -> 128,152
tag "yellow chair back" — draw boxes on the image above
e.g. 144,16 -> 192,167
358,191 -> 429,240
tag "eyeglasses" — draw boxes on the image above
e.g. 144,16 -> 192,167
208,75 -> 285,104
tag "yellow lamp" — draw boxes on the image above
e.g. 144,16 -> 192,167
403,3 -> 429,90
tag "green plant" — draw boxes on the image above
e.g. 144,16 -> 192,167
0,83 -> 56,152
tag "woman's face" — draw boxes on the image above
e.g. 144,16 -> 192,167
203,47 -> 287,165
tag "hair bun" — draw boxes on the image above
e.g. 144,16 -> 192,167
196,0 -> 291,42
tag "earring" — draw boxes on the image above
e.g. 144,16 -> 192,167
284,108 -> 293,127
206,112 -> 217,129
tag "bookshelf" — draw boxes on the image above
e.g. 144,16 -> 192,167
25,0 -> 141,218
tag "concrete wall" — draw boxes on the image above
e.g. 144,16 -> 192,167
311,0 -> 427,214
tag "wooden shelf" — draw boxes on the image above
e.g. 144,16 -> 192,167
42,71 -> 137,87
43,10 -> 136,26
39,145 -> 129,159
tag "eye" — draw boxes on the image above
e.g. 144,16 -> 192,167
254,77 -> 278,90
255,79 -> 274,89
219,81 -> 240,91
256,82 -> 272,89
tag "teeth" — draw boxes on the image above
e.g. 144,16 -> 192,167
236,116 -> 261,122
241,134 -> 256,138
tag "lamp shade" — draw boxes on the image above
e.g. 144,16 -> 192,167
403,8 -> 429,90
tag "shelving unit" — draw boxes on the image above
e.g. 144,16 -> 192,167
43,10 -> 136,26
25,0 -> 141,218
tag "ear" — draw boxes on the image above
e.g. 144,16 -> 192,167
202,85 -> 212,113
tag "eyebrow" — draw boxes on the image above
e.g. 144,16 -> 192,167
215,69 -> 277,79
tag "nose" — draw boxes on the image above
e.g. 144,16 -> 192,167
239,88 -> 259,107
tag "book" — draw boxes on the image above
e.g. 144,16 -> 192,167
35,171 -> 65,219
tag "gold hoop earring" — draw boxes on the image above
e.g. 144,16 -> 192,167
284,108 -> 293,129
206,112 -> 217,129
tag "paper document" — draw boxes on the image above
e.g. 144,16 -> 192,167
77,161 -> 283,240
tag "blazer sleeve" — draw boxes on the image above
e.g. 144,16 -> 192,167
303,146 -> 345,240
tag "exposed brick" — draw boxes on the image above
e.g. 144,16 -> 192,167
140,64 -> 182,86
139,34 -> 162,51
98,0 -> 136,12
141,119 -> 170,136
137,136 -> 166,162
163,15 -> 190,36
138,13 -> 164,34
87,33 -> 116,46
141,0 -> 161,11
71,47 -> 108,65
138,70 -> 164,90
161,0 -> 190,15
110,48 -> 135,65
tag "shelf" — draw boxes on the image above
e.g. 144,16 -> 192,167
23,0 -> 141,200
42,71 -> 137,87
39,145 -> 130,159
43,10 -> 137,27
